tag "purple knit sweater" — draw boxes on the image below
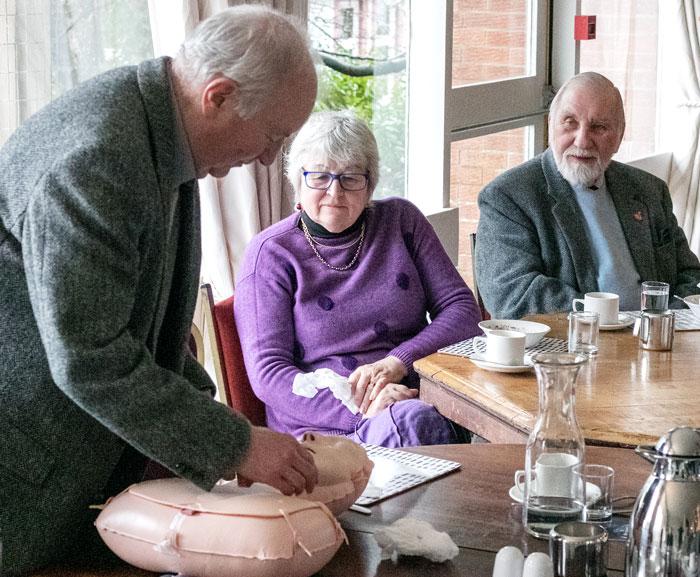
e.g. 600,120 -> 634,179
234,197 -> 482,437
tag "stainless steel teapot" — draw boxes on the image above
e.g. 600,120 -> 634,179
626,427 -> 700,576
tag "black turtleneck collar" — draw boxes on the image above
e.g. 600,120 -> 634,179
299,209 -> 366,238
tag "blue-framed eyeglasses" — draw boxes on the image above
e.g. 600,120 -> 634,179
302,169 -> 369,191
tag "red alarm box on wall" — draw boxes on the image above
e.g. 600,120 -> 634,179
575,15 -> 596,40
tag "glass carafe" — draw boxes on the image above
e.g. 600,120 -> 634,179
523,352 -> 587,539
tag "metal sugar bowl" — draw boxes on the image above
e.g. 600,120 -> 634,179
626,427 -> 700,576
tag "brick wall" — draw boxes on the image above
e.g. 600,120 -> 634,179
452,0 -> 527,87
450,128 -> 529,289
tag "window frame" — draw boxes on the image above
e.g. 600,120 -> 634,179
406,0 -> 550,260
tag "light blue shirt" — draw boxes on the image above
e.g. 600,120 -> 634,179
572,179 -> 641,311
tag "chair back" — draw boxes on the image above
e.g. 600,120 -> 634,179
469,232 -> 490,320
200,284 -> 267,426
189,323 -> 204,364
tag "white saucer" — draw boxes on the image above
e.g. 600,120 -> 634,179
468,355 -> 532,373
600,313 -> 635,331
509,482 -> 602,506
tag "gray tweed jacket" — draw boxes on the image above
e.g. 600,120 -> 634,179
475,148 -> 700,319
0,57 -> 250,573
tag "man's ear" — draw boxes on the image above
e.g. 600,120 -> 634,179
615,124 -> 626,152
201,76 -> 239,117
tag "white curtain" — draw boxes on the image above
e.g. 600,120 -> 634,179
148,0 -> 307,301
0,1 -> 51,146
658,1 -> 700,255
3,1 -> 156,147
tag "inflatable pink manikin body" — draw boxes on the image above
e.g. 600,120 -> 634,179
95,434 -> 373,577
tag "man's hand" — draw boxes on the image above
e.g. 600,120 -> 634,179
363,383 -> 417,418
235,426 -> 318,496
348,356 -> 408,414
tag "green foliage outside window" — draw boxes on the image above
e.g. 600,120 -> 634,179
314,66 -> 406,199
316,67 -> 374,121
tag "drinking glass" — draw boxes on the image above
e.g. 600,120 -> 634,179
568,311 -> 599,356
640,281 -> 669,312
573,464 -> 614,523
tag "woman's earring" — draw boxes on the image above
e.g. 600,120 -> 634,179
295,202 -> 302,211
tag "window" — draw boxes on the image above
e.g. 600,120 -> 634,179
447,0 -> 547,280
407,0 -> 548,277
376,5 -> 390,36
308,0 -> 408,200
341,8 -> 354,39
50,0 -> 153,95
452,0 -> 532,87
1,0 -> 50,143
0,0 -> 152,146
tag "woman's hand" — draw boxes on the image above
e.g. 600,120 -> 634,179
363,383 -> 418,418
349,356 -> 408,414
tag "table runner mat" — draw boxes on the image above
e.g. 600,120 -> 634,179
355,444 -> 461,506
439,336 -> 568,364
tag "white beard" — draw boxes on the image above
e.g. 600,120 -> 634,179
555,147 -> 606,187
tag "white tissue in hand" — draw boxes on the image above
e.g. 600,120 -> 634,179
292,368 -> 360,414
374,517 -> 459,563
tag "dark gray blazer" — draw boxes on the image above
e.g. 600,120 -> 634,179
0,58 -> 250,573
475,148 -> 700,319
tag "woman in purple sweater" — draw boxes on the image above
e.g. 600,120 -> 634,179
235,110 -> 482,447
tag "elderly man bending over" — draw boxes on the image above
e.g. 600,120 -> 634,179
0,6 -> 318,573
475,71 -> 700,319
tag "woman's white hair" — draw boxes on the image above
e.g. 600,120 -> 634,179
285,110 -> 380,196
178,5 -> 314,119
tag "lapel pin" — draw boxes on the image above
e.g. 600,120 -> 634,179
633,210 -> 644,222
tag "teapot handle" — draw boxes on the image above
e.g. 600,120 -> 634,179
635,445 -> 657,463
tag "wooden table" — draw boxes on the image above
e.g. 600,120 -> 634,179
30,444 -> 650,577
417,312 -> 700,447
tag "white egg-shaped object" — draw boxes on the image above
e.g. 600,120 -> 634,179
523,552 -> 553,577
493,545 -> 525,577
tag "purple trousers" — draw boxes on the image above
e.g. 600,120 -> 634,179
346,399 -> 457,447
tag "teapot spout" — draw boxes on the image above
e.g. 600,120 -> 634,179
635,445 -> 658,464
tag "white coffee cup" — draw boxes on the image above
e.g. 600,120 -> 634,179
514,452 -> 580,498
572,292 -> 619,326
472,329 -> 526,366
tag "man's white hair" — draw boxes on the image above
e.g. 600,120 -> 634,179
177,5 -> 315,119
548,71 -> 626,143
285,110 -> 380,196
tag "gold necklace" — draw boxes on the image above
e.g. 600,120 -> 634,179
301,219 -> 365,271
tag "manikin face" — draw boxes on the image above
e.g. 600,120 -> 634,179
195,70 -> 317,178
551,82 -> 624,187
299,159 -> 372,233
